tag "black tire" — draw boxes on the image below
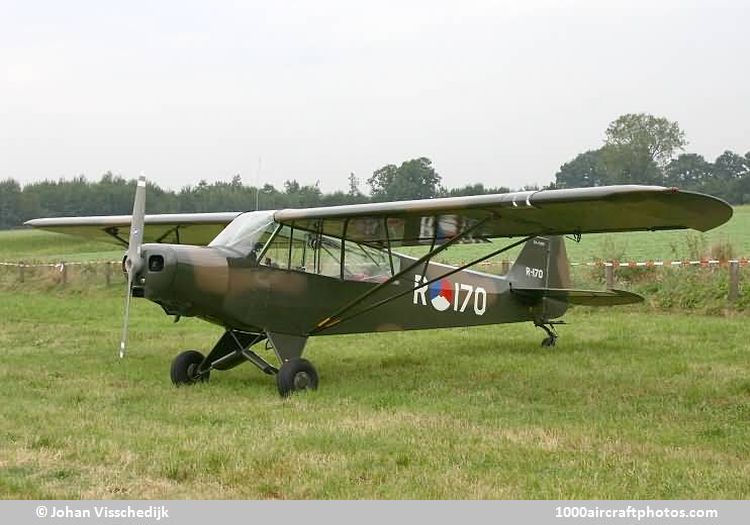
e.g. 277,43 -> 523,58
170,350 -> 209,386
276,358 -> 319,397
541,337 -> 556,348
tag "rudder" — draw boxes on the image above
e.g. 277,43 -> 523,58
506,236 -> 571,289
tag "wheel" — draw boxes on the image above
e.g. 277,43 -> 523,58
276,358 -> 319,397
541,336 -> 556,347
170,350 -> 209,385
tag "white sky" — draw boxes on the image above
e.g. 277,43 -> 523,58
1,0 -> 748,193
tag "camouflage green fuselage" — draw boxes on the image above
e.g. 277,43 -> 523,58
139,242 -> 569,337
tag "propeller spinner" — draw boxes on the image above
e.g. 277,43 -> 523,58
119,175 -> 147,358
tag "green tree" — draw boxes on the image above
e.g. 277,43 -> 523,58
741,152 -> 750,204
347,172 -> 361,197
0,179 -> 23,229
604,113 -> 687,167
708,150 -> 750,204
713,150 -> 749,182
601,145 -> 663,185
555,149 -> 610,188
664,153 -> 713,191
283,179 -> 322,208
367,157 -> 442,201
600,113 -> 686,185
447,183 -> 510,197
556,114 -> 688,189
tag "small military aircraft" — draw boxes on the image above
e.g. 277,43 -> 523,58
26,180 -> 732,396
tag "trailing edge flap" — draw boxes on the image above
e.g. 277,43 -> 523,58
511,287 -> 644,306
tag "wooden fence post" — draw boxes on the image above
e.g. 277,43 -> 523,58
105,261 -> 112,286
61,262 -> 68,286
605,263 -> 615,289
728,260 -> 740,302
19,262 -> 25,283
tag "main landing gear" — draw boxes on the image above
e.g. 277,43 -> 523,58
276,358 -> 319,397
169,329 -> 317,397
170,350 -> 210,384
535,320 -> 564,347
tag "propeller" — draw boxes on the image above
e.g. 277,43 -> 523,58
119,174 -> 147,358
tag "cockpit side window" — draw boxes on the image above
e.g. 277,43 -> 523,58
342,240 -> 396,282
258,222 -> 397,280
261,225 -> 302,270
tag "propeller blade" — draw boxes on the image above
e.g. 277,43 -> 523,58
124,175 -> 147,276
119,272 -> 134,359
119,175 -> 147,358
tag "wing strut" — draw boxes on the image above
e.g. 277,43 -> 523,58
309,234 -> 534,335
155,224 -> 182,244
103,227 -> 130,247
309,235 -> 535,335
311,216 -> 493,333
383,217 -> 395,276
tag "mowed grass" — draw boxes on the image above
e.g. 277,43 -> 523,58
0,287 -> 748,499
1,205 -> 748,499
0,230 -> 122,263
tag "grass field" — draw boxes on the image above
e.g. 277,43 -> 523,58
0,230 -> 122,264
0,207 -> 748,499
0,288 -> 748,499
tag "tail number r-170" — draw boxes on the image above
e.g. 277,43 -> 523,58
525,267 -> 544,279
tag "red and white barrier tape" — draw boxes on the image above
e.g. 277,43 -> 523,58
1,258 -> 749,269
574,259 -> 749,268
464,258 -> 749,268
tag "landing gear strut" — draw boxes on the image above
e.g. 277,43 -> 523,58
535,320 -> 564,347
169,329 -> 316,396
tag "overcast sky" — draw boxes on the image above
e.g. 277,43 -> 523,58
1,0 -> 748,193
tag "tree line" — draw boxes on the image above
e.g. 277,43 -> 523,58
554,113 -> 750,204
1,113 -> 747,229
0,158 -> 511,229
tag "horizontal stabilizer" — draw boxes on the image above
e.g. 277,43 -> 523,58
511,287 -> 644,306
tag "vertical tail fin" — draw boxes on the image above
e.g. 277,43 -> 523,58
507,237 -> 643,313
506,236 -> 571,289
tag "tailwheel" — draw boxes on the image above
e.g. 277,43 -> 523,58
535,320 -> 562,348
170,350 -> 210,386
276,358 -> 319,397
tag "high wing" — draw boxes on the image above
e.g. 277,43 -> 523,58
273,185 -> 732,246
25,186 -> 732,248
24,212 -> 241,247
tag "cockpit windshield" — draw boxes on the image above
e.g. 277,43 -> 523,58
208,211 -> 276,257
210,212 -> 399,280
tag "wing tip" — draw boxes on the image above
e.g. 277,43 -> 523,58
680,190 -> 734,232
23,218 -> 43,228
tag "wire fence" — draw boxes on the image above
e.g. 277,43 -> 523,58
0,257 -> 746,300
0,260 -> 124,287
